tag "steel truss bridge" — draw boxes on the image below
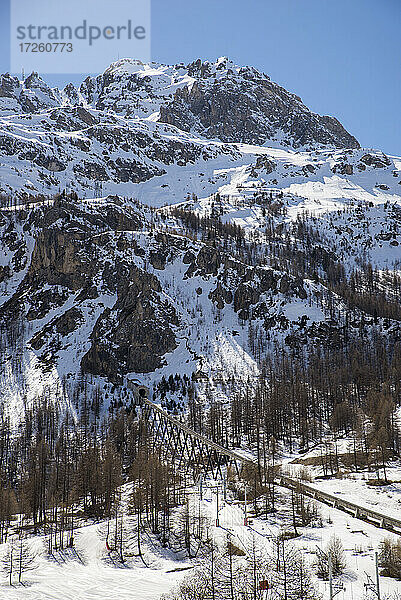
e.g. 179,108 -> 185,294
137,396 -> 401,536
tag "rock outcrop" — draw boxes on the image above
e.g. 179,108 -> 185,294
159,59 -> 360,149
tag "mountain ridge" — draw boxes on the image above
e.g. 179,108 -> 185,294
0,57 -> 359,149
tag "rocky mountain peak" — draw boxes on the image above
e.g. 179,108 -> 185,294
24,71 -> 51,91
0,57 -> 359,150
0,73 -> 20,98
0,71 -> 61,115
157,57 -> 359,149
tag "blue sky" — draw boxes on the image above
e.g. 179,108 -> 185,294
0,0 -> 400,154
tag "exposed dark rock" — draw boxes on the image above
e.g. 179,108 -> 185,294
26,287 -> 70,321
183,250 -> 196,264
0,265 -> 11,283
0,73 -> 20,99
28,229 -> 92,291
332,162 -> 353,175
55,307 -> 83,336
249,156 -> 277,177
29,307 -> 83,349
75,106 -> 99,126
234,283 -> 260,317
159,61 -> 359,149
209,282 -> 233,309
150,250 -> 167,270
359,153 -> 391,169
185,245 -> 221,277
81,266 -> 178,378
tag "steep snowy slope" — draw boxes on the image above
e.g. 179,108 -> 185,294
0,57 -> 400,421
0,184 -> 400,422
0,195 -> 311,419
0,106 -> 241,198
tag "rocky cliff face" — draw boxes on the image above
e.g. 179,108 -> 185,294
159,58 -> 359,149
0,194 -> 310,381
0,197 -> 308,384
75,57 -> 359,149
0,103 -> 238,197
0,179 -> 400,422
0,72 -> 61,114
1,183 -> 399,395
81,265 -> 179,378
0,198 -> 181,380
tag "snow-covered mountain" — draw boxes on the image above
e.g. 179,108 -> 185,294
1,57 -> 359,147
0,57 -> 400,421
0,57 -> 365,199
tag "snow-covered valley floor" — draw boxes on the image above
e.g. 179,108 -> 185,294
0,523 -> 188,600
1,474 -> 400,600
